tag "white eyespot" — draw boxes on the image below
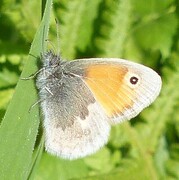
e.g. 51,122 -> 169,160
124,72 -> 141,89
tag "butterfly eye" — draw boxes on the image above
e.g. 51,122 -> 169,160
130,76 -> 139,85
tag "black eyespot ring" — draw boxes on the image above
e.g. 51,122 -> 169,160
130,76 -> 138,85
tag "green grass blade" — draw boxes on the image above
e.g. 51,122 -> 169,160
0,0 -> 52,179
28,133 -> 45,180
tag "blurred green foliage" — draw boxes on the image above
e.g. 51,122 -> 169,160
0,0 -> 179,179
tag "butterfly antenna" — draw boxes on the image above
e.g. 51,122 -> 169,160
42,25 -> 46,56
45,39 -> 57,54
55,18 -> 61,59
43,22 -> 57,55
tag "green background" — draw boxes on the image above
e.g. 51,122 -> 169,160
0,0 -> 179,179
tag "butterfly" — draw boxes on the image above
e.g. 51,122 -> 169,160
36,51 -> 162,160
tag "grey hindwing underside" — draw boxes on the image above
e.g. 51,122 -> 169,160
42,74 -> 96,129
37,70 -> 110,159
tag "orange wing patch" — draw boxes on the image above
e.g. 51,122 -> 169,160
84,65 -> 136,117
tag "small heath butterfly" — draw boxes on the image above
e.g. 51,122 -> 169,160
36,51 -> 162,160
